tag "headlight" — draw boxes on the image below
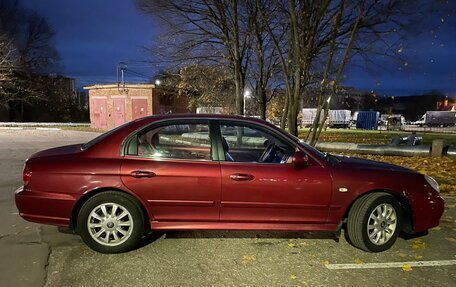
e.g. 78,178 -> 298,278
424,174 -> 440,192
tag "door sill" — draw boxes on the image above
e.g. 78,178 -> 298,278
150,221 -> 338,231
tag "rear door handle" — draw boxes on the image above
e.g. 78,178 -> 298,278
230,173 -> 254,181
130,170 -> 156,178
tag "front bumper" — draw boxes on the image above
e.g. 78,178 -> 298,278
14,186 -> 79,227
411,190 -> 445,233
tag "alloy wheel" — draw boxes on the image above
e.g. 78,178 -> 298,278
87,202 -> 134,246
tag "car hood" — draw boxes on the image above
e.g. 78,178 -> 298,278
28,143 -> 83,160
333,155 -> 416,173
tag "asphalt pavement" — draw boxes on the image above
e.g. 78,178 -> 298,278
0,129 -> 455,287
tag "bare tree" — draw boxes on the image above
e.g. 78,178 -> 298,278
0,33 -> 19,107
305,0 -> 432,145
245,0 -> 282,120
257,0 -> 434,138
138,0 -> 251,115
0,0 -> 59,118
307,0 -> 352,145
140,0 -> 445,138
257,0 -> 333,135
17,12 -> 59,73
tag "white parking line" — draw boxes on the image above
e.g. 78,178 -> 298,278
35,127 -> 61,131
326,260 -> 456,270
0,127 -> 23,130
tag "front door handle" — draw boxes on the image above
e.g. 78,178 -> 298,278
230,173 -> 254,181
130,170 -> 156,178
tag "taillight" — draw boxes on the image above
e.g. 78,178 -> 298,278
23,166 -> 32,186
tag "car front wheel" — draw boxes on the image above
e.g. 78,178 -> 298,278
347,192 -> 402,252
77,191 -> 145,253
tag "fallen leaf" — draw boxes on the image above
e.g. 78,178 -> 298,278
414,255 -> 423,260
290,275 -> 297,280
446,237 -> 456,243
411,240 -> 426,249
288,243 -> 296,248
402,264 -> 413,272
354,258 -> 364,264
322,260 -> 330,267
241,255 -> 256,265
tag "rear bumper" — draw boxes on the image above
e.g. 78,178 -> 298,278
14,186 -> 79,227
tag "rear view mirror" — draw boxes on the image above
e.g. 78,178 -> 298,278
292,151 -> 309,170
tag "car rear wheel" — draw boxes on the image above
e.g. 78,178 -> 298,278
77,191 -> 145,253
347,192 -> 402,252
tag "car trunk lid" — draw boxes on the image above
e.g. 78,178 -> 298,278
28,143 -> 84,160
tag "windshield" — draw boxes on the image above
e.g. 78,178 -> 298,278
289,134 -> 326,159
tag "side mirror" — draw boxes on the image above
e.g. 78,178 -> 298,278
292,151 -> 309,170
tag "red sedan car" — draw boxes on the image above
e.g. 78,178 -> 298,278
15,115 -> 444,253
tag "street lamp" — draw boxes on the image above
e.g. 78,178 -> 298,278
243,89 -> 251,115
155,79 -> 162,86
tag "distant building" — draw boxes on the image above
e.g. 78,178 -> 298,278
76,91 -> 89,110
436,97 -> 455,111
46,75 -> 77,99
84,83 -> 190,130
301,87 -> 378,112
378,91 -> 449,121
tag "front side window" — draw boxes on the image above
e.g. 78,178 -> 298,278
137,123 -> 211,160
219,124 -> 293,163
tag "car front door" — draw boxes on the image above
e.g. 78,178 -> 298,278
216,121 -> 332,224
121,121 -> 221,222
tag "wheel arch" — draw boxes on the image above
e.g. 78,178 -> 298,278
70,187 -> 151,231
342,189 -> 414,233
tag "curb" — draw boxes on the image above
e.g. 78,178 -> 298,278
0,127 -> 61,131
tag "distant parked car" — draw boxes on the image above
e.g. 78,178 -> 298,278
15,115 -> 444,253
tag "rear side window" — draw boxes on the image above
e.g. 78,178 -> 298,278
82,121 -> 132,150
137,123 -> 211,161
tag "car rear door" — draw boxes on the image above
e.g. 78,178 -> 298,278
216,121 -> 332,224
120,120 -> 221,222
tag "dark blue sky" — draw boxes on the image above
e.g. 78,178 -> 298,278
22,0 -> 159,87
22,0 -> 456,98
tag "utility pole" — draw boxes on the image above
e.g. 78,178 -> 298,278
117,62 -> 127,93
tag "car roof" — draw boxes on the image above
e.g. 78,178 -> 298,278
140,113 -> 268,124
132,113 -> 278,131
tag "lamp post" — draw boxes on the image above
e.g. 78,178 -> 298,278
243,89 -> 251,116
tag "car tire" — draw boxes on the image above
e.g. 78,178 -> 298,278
77,191 -> 145,253
347,192 -> 402,252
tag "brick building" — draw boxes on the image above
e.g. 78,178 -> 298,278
84,83 -> 189,130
